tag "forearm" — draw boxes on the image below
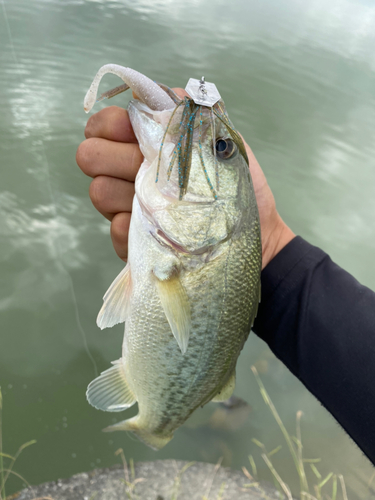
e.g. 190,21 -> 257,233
253,236 -> 375,464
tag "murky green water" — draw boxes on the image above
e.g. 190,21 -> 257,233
1,0 -> 375,497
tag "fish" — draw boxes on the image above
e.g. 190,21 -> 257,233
209,396 -> 252,432
185,395 -> 252,432
83,65 -> 262,450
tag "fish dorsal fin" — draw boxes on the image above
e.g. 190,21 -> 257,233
155,273 -> 191,354
212,371 -> 236,402
97,264 -> 132,329
86,359 -> 136,412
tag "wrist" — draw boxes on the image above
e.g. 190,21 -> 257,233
261,214 -> 295,269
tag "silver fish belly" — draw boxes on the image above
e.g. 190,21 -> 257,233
84,67 -> 261,450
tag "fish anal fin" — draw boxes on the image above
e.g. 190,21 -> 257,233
86,359 -> 136,412
212,371 -> 236,402
97,264 -> 132,329
154,272 -> 191,354
103,416 -> 173,450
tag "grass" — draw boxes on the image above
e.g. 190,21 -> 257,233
113,450 -> 227,500
115,447 -> 145,499
0,387 -> 37,500
241,367 -> 349,500
0,372 -> 351,500
111,369 -> 351,500
170,461 -> 195,500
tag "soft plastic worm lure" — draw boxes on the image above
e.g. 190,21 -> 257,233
85,66 -> 247,200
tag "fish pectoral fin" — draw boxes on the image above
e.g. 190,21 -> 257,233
212,371 -> 236,402
97,264 -> 132,329
86,359 -> 136,412
154,273 -> 191,354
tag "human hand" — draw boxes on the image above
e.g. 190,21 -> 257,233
76,90 -> 294,268
76,105 -> 140,261
242,140 -> 295,268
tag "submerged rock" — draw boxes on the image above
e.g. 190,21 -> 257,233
14,459 -> 282,500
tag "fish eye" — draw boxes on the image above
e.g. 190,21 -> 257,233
215,138 -> 237,160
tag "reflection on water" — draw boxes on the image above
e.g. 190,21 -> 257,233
1,0 -> 375,497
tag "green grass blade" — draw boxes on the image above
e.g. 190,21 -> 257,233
261,453 -> 292,500
338,475 -> 348,500
331,475 -> 337,500
18,440 -> 37,453
292,436 -> 302,447
301,493 -> 319,500
252,367 -> 307,495
2,439 -> 36,490
216,482 -> 226,500
296,410 -> 309,495
268,445 -> 282,458
202,458 -> 223,500
0,469 -> 35,498
171,461 -> 195,500
129,458 -> 135,481
252,438 -> 265,449
318,472 -> 333,489
249,455 -> 257,478
310,464 -> 321,479
115,448 -> 129,484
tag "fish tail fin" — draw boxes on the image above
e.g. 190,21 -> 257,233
103,416 -> 173,450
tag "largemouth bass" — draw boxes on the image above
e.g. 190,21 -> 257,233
83,66 -> 261,450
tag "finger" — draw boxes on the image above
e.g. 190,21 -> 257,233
111,212 -> 131,260
89,176 -> 135,221
85,106 -> 138,143
84,91 -> 187,143
76,138 -> 142,181
172,87 -> 189,99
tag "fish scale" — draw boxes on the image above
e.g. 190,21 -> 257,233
84,66 -> 261,449
115,202 -> 261,444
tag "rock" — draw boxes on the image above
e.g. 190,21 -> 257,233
13,460 -> 282,500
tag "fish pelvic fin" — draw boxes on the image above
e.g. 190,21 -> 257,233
103,416 -> 173,450
211,371 -> 236,402
86,359 -> 136,412
154,271 -> 191,354
97,263 -> 132,329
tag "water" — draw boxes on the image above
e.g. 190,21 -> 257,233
1,0 -> 375,497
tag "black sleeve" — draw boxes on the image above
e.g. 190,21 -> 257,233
252,236 -> 375,464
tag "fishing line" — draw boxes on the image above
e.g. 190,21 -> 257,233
1,0 -> 19,67
1,0 -> 98,377
40,146 -> 98,377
